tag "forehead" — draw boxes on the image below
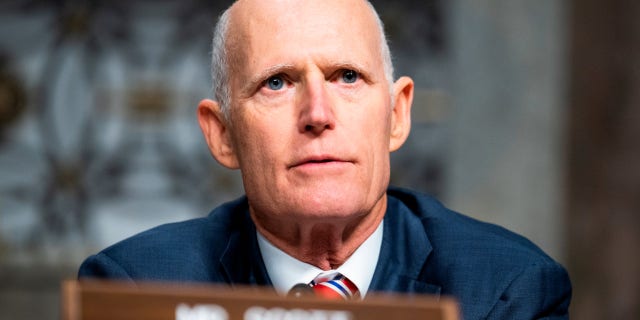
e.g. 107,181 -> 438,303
227,0 -> 383,79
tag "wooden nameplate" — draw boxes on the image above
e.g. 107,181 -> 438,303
62,280 -> 459,320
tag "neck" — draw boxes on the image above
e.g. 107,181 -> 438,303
251,196 -> 387,270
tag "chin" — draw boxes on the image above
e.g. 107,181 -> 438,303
288,189 -> 372,220
300,205 -> 363,219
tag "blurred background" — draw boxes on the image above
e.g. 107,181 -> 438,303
0,0 -> 637,319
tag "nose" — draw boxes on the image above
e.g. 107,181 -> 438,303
297,77 -> 336,135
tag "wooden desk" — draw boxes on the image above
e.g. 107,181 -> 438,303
62,280 -> 459,320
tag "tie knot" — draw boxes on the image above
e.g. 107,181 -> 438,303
309,271 -> 360,300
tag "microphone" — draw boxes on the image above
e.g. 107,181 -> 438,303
287,283 -> 316,298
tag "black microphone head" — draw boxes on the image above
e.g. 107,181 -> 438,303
287,283 -> 316,298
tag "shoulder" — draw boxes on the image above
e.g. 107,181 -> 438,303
78,196 -> 250,282
387,186 -> 558,267
387,187 -> 571,319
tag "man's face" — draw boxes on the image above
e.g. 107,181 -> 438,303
212,0 -> 411,224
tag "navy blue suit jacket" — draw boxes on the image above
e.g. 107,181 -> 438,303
79,187 -> 571,319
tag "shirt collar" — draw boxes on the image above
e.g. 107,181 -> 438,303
257,221 -> 383,297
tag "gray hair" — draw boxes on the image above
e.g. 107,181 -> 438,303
210,1 -> 395,119
210,7 -> 232,118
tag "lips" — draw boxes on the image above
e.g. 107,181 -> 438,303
288,155 -> 351,169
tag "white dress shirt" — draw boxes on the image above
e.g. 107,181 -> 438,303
257,221 -> 383,297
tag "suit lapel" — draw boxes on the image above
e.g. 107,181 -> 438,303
219,204 -> 273,288
369,195 -> 441,296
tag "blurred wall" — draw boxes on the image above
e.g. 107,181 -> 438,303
446,0 -> 567,262
567,0 -> 640,319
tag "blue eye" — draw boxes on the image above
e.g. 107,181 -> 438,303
341,70 -> 358,83
266,76 -> 285,90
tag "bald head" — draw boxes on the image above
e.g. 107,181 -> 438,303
210,0 -> 394,117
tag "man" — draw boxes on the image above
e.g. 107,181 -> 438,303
79,0 -> 572,319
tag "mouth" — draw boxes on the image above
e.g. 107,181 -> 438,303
289,155 -> 351,169
305,158 -> 337,164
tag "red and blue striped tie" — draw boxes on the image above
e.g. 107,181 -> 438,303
309,272 -> 360,300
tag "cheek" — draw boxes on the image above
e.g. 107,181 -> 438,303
354,99 -> 392,143
234,130 -> 269,168
231,114 -> 286,173
361,99 -> 393,170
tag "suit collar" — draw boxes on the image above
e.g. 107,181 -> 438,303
219,200 -> 273,288
368,194 -> 441,296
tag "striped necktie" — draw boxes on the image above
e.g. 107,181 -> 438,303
308,271 -> 360,300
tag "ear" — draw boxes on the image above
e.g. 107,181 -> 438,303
197,99 -> 240,169
389,76 -> 414,152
